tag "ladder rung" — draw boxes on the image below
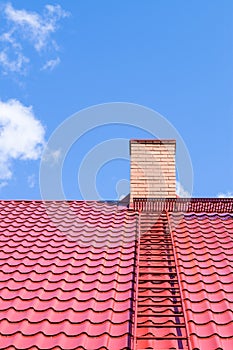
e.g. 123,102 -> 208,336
136,336 -> 187,340
140,243 -> 173,246
138,286 -> 180,290
136,325 -> 186,328
137,314 -> 184,317
138,303 -> 182,307
139,279 -> 178,283
139,253 -> 174,256
139,266 -> 176,269
139,260 -> 175,262
139,271 -> 177,275
138,295 -> 181,298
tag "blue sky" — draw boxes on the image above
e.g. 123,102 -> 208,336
0,0 -> 232,200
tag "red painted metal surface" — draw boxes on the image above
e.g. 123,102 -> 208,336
1,199 -> 233,350
135,212 -> 189,349
170,212 -> 233,350
0,201 -> 137,349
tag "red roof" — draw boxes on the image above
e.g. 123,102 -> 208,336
170,211 -> 233,350
0,198 -> 233,349
133,198 -> 233,349
0,201 -> 137,349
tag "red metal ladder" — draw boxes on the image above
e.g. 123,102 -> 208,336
134,211 -> 189,350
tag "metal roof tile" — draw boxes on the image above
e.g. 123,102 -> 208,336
170,211 -> 233,349
1,198 -> 233,349
0,201 -> 137,349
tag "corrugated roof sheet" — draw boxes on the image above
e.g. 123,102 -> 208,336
170,211 -> 233,350
1,198 -> 233,349
0,200 -> 137,350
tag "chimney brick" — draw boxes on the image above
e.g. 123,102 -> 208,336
130,139 -> 176,204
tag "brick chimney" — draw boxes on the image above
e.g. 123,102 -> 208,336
130,139 -> 176,205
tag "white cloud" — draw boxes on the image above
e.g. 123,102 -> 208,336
0,3 -> 69,74
0,28 -> 29,74
217,192 -> 233,198
0,181 -> 8,190
4,3 -> 69,52
0,99 -> 45,181
41,57 -> 60,71
176,181 -> 191,198
27,174 -> 36,188
0,30 -> 21,49
42,148 -> 61,165
0,49 -> 29,75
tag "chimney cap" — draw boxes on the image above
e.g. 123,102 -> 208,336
130,139 -> 176,154
130,139 -> 176,144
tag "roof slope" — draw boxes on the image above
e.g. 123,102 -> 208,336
0,201 -> 137,350
134,198 -> 233,349
1,198 -> 233,350
170,211 -> 233,350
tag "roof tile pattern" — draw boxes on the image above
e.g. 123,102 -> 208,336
0,201 -> 137,350
170,212 -> 233,350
